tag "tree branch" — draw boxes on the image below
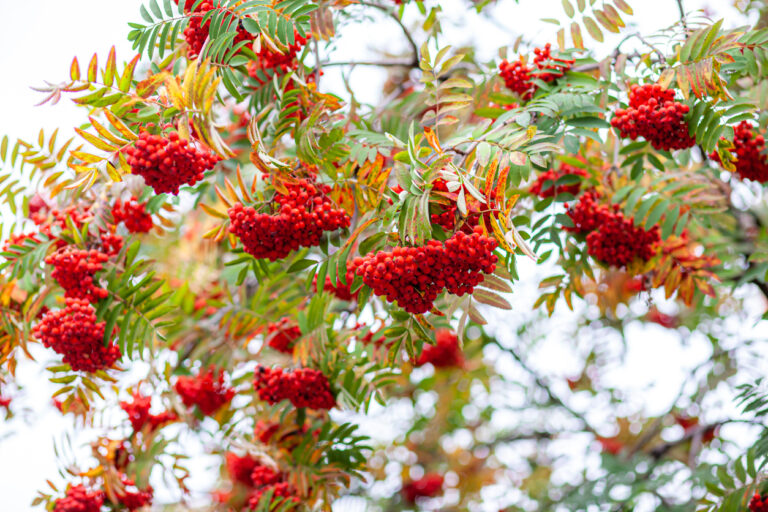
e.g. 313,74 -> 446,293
496,341 -> 597,435
358,1 -> 419,67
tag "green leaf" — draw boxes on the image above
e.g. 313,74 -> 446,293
566,116 -> 611,129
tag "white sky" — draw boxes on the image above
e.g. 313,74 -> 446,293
0,0 -> 760,511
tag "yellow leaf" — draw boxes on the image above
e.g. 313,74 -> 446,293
70,57 -> 81,82
75,128 -> 118,152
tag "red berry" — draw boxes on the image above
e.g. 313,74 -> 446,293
750,492 -> 768,512
253,365 -> 335,410
530,161 -> 589,198
499,43 -> 574,100
33,298 -> 121,372
266,318 -> 301,354
174,366 -> 235,416
120,392 -> 177,432
46,247 -> 110,303
611,84 -> 695,151
415,329 -> 464,368
402,473 -> 444,503
353,228 -> 498,314
246,30 -> 309,85
53,485 -> 104,512
112,197 -> 154,233
229,176 -> 350,261
117,477 -> 153,511
182,1 -> 252,58
711,121 -> 768,183
564,191 -> 660,267
124,131 -> 220,195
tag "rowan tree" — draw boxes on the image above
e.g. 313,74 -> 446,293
1,0 -> 768,511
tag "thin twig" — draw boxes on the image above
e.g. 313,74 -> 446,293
358,1 -> 420,66
496,341 -> 597,434
676,0 -> 689,32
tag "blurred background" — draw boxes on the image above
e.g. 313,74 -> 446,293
0,0 -> 762,511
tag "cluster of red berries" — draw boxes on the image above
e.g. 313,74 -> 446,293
229,177 -> 350,261
101,232 -> 124,257
247,30 -> 309,85
401,473 -> 444,504
174,366 -> 235,416
248,482 -> 299,509
565,191 -> 660,267
710,121 -> 768,183
266,318 -> 301,354
53,484 -> 104,512
2,232 -> 40,254
46,248 -> 109,303
181,1 -> 252,58
353,228 -> 498,314
225,452 -> 300,509
499,43 -> 574,100
611,84 -> 695,151
125,131 -> 220,195
253,365 -> 335,410
34,298 -> 121,372
312,260 -> 360,301
117,478 -> 153,511
30,205 -> 91,249
530,162 -> 589,198
750,493 -> 768,512
120,392 -> 177,433
415,329 -> 464,368
430,179 -> 480,233
112,197 -> 154,233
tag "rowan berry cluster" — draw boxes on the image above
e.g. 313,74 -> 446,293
415,329 -> 464,368
101,232 -> 124,257
125,131 -> 220,195
530,162 -> 589,198
499,43 -> 574,100
117,478 -> 153,511
248,482 -> 299,509
565,191 -> 660,267
750,492 -> 768,512
353,228 -> 498,314
611,84 -> 695,151
181,1 -> 252,58
247,30 -> 309,85
498,58 -> 534,99
32,205 -> 90,248
174,366 -> 235,416
430,179 -> 480,233
533,44 -> 576,82
120,392 -> 177,433
229,177 -> 350,261
112,197 -> 153,233
46,248 -> 109,303
2,232 -> 40,254
402,473 -> 444,503
312,260 -> 360,301
266,318 -> 301,354
586,214 -> 660,267
710,121 -> 768,183
225,452 -> 300,509
53,484 -> 104,512
33,298 -> 121,372
253,365 -> 336,410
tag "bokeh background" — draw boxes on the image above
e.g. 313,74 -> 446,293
0,0 -> 761,510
